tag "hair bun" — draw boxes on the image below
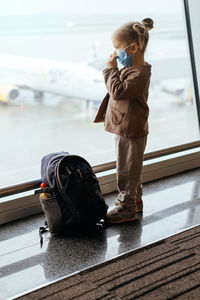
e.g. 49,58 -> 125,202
142,18 -> 154,31
132,23 -> 145,35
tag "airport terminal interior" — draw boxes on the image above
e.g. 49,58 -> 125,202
1,0 -> 200,299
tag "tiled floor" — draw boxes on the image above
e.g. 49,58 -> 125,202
1,167 -> 200,300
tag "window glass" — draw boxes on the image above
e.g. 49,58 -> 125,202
0,0 -> 199,187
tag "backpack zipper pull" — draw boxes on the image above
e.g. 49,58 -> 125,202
77,169 -> 82,178
65,166 -> 72,174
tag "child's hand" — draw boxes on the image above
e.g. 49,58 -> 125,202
106,51 -> 118,68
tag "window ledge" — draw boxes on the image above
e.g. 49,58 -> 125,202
1,147 -> 200,225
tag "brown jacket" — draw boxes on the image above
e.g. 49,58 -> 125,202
93,62 -> 152,138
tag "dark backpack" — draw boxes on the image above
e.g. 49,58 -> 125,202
35,152 -> 108,246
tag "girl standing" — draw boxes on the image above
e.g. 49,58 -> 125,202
93,18 -> 153,223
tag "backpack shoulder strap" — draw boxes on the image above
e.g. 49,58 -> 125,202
39,221 -> 48,248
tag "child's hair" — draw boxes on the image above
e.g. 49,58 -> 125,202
114,18 -> 154,53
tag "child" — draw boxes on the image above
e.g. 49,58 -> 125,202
93,18 -> 153,223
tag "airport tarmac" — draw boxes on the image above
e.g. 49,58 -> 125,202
0,86 -> 199,187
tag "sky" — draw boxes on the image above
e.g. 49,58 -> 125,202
0,0 -> 182,15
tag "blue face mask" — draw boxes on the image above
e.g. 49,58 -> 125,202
116,45 -> 135,67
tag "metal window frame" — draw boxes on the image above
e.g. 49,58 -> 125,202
1,140 -> 200,198
1,145 -> 200,225
183,0 -> 200,130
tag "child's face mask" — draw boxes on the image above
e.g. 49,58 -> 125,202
116,43 -> 135,67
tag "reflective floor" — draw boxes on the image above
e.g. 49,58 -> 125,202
1,168 -> 200,300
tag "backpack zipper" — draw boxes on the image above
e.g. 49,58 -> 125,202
56,156 -> 72,191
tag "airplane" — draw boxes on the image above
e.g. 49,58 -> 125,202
0,53 -> 192,108
0,54 -> 107,109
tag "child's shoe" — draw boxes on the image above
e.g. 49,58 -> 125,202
105,206 -> 137,224
114,199 -> 143,213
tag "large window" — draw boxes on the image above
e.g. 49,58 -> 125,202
0,0 -> 199,187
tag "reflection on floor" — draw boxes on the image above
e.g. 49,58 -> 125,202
1,167 -> 200,300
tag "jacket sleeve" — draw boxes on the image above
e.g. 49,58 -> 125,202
103,67 -> 146,101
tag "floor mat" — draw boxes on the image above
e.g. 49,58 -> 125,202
14,224 -> 200,300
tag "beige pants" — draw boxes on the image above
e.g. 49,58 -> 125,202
115,134 -> 148,211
